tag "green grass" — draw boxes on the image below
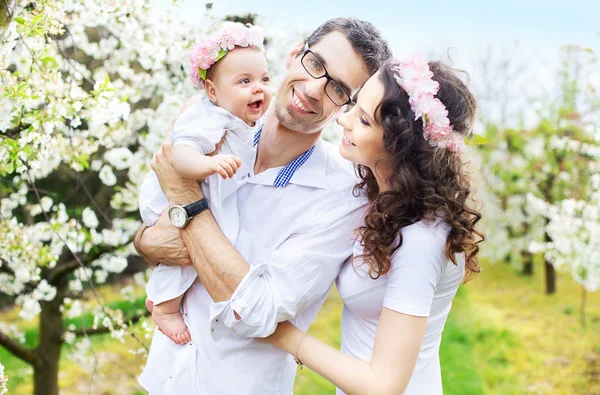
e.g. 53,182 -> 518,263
2,260 -> 600,394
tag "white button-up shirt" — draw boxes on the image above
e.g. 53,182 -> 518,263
138,139 -> 366,395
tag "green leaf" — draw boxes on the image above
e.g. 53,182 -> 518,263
17,82 -> 28,92
32,14 -> 43,25
466,134 -> 489,146
14,17 -> 26,25
41,56 -> 58,67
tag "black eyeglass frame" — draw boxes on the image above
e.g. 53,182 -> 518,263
300,43 -> 355,107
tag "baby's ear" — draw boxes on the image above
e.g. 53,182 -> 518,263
204,79 -> 218,104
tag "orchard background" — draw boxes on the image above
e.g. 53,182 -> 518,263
0,1 -> 599,394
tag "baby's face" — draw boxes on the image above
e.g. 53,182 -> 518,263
208,47 -> 272,125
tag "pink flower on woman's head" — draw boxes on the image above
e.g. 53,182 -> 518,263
391,54 -> 463,152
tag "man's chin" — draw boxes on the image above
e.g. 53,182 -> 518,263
275,103 -> 316,132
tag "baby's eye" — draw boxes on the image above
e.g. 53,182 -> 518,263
240,78 -> 250,84
262,76 -> 270,83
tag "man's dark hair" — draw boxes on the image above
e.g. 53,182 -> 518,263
304,18 -> 392,76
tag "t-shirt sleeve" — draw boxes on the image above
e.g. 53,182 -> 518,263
170,97 -> 229,154
383,223 -> 449,317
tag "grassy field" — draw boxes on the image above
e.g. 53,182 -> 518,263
1,260 -> 599,394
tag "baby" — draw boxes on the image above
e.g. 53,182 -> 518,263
139,22 -> 272,344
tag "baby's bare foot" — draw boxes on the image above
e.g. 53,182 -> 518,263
152,307 -> 191,345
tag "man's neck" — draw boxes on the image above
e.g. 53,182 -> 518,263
254,108 -> 321,175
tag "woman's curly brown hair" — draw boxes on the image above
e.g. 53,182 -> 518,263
355,61 -> 484,280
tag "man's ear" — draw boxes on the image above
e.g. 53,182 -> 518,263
204,79 -> 218,104
286,41 -> 306,69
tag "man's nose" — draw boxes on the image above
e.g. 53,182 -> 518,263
304,77 -> 327,100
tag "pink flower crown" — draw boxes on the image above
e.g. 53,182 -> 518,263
391,55 -> 465,152
189,22 -> 265,89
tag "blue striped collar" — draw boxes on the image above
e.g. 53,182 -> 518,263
253,127 -> 316,188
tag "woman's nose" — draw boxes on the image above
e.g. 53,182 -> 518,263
337,111 -> 351,130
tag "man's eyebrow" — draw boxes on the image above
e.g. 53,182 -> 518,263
312,50 -> 353,95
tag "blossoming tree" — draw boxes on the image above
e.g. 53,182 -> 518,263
0,1 -> 213,393
478,45 -> 599,294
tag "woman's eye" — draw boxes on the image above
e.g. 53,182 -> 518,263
360,115 -> 369,126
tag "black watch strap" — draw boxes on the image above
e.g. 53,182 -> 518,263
183,198 -> 209,218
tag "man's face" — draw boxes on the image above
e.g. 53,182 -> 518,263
274,31 -> 370,134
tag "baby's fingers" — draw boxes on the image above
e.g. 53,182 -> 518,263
220,161 -> 235,178
217,166 -> 229,179
224,157 -> 241,173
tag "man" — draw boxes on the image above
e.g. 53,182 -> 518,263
136,18 -> 391,394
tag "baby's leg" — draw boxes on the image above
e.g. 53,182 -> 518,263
147,294 -> 191,345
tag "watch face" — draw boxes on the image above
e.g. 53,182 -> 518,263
168,206 -> 187,228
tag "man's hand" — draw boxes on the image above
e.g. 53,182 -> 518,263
151,135 -> 203,204
137,209 -> 193,267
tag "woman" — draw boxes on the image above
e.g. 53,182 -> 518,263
265,56 -> 484,394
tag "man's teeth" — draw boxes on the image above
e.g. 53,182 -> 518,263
293,91 -> 310,112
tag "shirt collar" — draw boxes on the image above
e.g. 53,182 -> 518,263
253,127 -> 327,189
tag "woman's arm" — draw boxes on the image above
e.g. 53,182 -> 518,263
267,308 -> 427,395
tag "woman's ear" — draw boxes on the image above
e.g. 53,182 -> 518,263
286,41 -> 305,69
204,79 -> 218,104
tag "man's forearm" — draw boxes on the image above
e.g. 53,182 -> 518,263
180,209 -> 249,302
133,223 -> 156,266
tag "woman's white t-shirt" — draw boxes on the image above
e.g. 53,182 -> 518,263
336,220 -> 465,394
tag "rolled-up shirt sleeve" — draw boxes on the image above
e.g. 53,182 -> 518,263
209,196 -> 366,339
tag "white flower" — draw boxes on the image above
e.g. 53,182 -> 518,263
81,207 -> 99,228
19,297 -> 41,320
104,147 -> 133,170
99,165 -> 117,186
33,279 -> 57,301
64,331 -> 76,345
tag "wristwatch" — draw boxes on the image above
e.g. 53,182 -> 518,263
168,198 -> 209,228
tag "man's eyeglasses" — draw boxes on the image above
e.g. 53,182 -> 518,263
300,44 -> 354,107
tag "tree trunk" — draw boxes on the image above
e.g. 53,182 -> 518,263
522,250 -> 533,276
543,223 -> 556,294
33,276 -> 66,395
580,286 -> 587,327
1,0 -> 13,32
544,259 -> 556,294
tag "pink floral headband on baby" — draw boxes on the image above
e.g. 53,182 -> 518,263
189,22 -> 265,89
391,55 -> 466,152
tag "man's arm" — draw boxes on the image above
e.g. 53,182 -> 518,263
148,137 -> 251,303
149,137 -> 364,338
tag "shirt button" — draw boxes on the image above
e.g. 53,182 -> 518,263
216,318 -> 219,322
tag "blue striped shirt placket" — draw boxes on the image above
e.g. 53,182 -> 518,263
253,127 -> 315,188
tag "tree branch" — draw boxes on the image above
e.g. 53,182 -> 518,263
73,310 -> 150,337
0,329 -> 36,365
47,259 -> 79,285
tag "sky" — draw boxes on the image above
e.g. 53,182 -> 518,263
154,0 -> 599,127
156,0 -> 599,54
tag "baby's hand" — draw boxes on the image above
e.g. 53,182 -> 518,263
208,154 -> 242,179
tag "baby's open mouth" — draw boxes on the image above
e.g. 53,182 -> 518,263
248,99 -> 263,110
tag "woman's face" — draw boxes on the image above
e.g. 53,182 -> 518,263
338,72 -> 391,176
